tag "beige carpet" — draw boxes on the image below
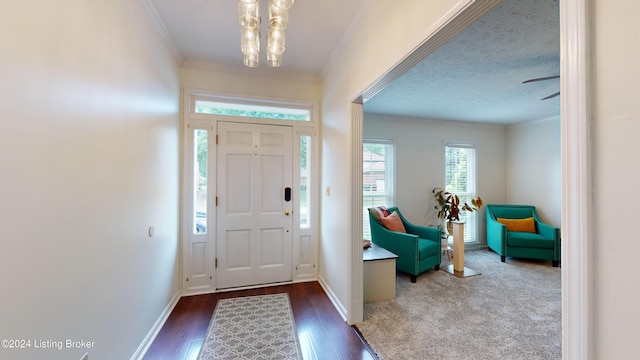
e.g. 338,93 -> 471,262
356,250 -> 561,360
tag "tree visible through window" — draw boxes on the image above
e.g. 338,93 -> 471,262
194,129 -> 208,234
194,100 -> 310,121
363,141 -> 395,240
299,135 -> 311,228
445,144 -> 478,242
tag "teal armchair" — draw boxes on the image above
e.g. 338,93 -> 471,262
486,204 -> 560,267
368,207 -> 441,282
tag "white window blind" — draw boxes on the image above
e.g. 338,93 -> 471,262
445,144 -> 478,242
363,140 -> 395,240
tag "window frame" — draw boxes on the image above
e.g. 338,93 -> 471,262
443,142 -> 479,243
190,94 -> 315,123
362,139 -> 396,240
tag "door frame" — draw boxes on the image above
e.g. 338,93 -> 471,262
181,89 -> 319,295
350,0 -> 592,358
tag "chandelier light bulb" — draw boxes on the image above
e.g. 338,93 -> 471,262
238,0 -> 259,29
241,28 -> 260,54
266,52 -> 282,67
238,0 -> 294,67
244,53 -> 259,67
271,0 -> 294,10
268,2 -> 289,30
267,28 -> 285,55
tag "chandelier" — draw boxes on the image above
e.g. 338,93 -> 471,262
238,0 -> 295,67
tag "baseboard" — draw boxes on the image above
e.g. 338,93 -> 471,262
130,290 -> 181,360
317,275 -> 348,322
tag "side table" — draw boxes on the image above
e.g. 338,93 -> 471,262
441,243 -> 452,261
443,222 -> 481,278
363,243 -> 398,302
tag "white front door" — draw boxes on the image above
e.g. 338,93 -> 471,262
216,121 -> 293,289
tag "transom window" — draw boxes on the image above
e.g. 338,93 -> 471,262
194,99 -> 310,121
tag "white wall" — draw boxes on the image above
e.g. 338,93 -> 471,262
0,1 -> 180,359
592,0 -> 640,357
320,0 -> 487,322
506,118 -> 561,227
180,64 -> 321,102
363,114 -> 563,244
364,114 -> 507,244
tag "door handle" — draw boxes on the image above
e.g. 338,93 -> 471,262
284,210 -> 290,216
284,187 -> 292,201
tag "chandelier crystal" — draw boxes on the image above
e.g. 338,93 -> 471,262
238,0 -> 294,67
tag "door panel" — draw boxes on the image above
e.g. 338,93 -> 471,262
217,121 -> 293,289
227,154 -> 252,213
226,230 -> 251,268
261,156 -> 284,212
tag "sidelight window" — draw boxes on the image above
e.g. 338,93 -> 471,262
300,135 -> 312,228
193,129 -> 208,234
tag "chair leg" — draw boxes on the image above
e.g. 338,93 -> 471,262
501,255 -> 506,263
410,275 -> 417,283
435,264 -> 440,271
552,260 -> 559,267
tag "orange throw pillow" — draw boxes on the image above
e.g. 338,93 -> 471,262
380,211 -> 406,233
497,217 -> 536,233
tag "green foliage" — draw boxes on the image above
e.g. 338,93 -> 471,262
196,130 -> 208,189
363,143 -> 385,156
195,105 -> 308,121
300,136 -> 308,170
432,187 -> 483,222
445,146 -> 468,193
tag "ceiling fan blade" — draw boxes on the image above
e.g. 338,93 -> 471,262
541,91 -> 560,100
523,75 -> 560,84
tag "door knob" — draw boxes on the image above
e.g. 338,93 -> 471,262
284,210 -> 290,215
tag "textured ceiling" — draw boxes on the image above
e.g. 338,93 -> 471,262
149,0 -> 559,125
364,0 -> 560,125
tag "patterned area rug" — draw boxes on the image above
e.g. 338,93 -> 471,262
197,293 -> 302,360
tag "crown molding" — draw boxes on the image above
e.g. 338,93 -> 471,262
137,0 -> 184,65
364,112 -> 508,131
507,115 -> 561,129
320,0 -> 376,81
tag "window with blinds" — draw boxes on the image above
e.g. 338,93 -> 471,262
445,144 -> 478,243
363,140 -> 395,240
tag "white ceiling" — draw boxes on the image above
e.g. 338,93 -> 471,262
150,0 -> 559,125
150,0 -> 369,75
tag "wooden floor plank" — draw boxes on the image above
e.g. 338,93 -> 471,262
143,281 -> 377,360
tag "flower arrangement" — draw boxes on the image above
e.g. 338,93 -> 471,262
432,187 -> 483,222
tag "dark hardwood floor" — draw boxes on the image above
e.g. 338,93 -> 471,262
143,281 -> 378,360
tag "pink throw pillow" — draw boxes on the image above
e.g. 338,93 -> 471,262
380,212 -> 406,233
